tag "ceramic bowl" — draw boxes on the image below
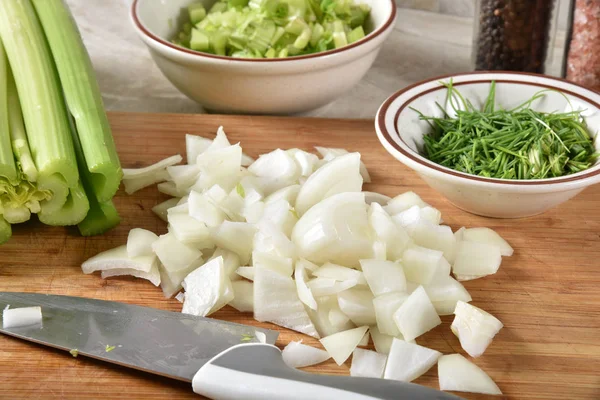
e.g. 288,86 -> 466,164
376,72 -> 600,218
131,0 -> 396,115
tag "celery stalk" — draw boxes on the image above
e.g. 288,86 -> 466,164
0,216 -> 11,245
31,0 -> 122,203
0,39 -> 17,184
0,0 -> 79,192
37,182 -> 89,226
78,198 -> 120,237
7,65 -> 38,183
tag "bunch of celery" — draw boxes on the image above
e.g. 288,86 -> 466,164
0,0 -> 122,244
173,0 -> 371,58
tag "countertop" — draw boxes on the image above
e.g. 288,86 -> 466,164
67,0 -> 565,119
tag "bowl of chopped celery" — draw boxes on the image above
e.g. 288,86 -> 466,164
376,72 -> 600,218
131,0 -> 396,114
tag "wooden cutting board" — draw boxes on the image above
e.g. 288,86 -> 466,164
0,112 -> 599,400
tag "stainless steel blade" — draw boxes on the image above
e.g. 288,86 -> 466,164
0,292 -> 279,382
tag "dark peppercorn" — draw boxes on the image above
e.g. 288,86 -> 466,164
473,0 -> 556,73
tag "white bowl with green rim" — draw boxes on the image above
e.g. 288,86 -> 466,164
376,72 -> 600,218
131,0 -> 397,115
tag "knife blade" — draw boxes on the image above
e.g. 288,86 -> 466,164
0,292 -> 278,382
0,292 -> 463,400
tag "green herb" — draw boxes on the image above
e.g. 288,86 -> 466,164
173,0 -> 370,59
415,81 -> 598,180
105,345 -> 116,352
69,349 -> 79,358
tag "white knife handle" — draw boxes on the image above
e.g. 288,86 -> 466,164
192,343 -> 462,400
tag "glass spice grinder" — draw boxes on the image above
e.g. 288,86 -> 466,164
473,0 -> 557,73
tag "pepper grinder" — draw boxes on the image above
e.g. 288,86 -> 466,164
472,0 -> 557,73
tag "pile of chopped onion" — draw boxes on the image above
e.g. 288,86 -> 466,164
83,127 -> 513,395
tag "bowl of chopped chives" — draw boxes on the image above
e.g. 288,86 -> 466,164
376,72 -> 600,218
130,0 -> 396,114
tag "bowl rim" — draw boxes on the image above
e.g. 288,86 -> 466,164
376,71 -> 600,187
131,0 -> 396,63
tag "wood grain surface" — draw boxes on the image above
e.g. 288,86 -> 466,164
1,112 -> 599,400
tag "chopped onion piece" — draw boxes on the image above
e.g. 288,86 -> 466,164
122,155 -> 183,179
308,278 -> 358,297
295,153 -> 363,216
313,263 -> 366,285
127,228 -> 159,258
258,200 -> 297,238
337,288 -> 376,326
453,241 -> 502,279
123,169 -> 170,195
189,190 -> 227,227
186,134 -> 212,164
210,248 -> 241,280
253,264 -> 319,338
296,258 -> 318,273
393,286 -> 441,341
212,221 -> 256,264
152,198 -> 180,222
194,144 -> 242,193
391,205 -> 422,233
350,348 -> 387,378
167,164 -> 200,191
363,192 -> 391,206
358,331 -> 370,347
175,292 -> 185,303
320,326 -> 369,365
264,184 -> 300,206
373,292 -> 409,336
420,206 -> 442,225
360,259 -> 407,296
438,354 -> 502,395
152,233 -> 203,273
82,245 -> 156,274
241,153 -> 255,167
253,251 -> 293,276
451,301 -> 503,357
236,266 -> 255,281
168,213 -> 212,248
157,181 -> 188,197
101,258 -> 161,286
229,280 -> 253,312
314,147 -> 371,183
282,341 -> 331,368
402,245 -> 450,285
248,149 -> 300,195
205,126 -> 232,153
460,227 -> 513,256
384,338 -> 441,382
292,192 -> 373,266
3,306 -> 42,328
410,222 -> 456,264
369,203 -> 412,260
182,256 -> 231,317
295,261 -> 317,310
423,276 -> 472,316
287,148 -> 319,177
243,200 -> 265,223
308,295 -> 355,337
385,192 -> 428,215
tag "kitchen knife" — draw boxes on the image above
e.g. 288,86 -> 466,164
0,292 -> 462,400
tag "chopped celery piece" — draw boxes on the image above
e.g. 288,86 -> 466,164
332,20 -> 348,48
347,26 -> 365,44
173,0 -> 371,58
32,0 -> 123,203
0,40 -> 17,184
191,29 -> 210,52
0,0 -> 79,191
0,216 -> 10,245
37,182 -> 89,226
189,3 -> 207,25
